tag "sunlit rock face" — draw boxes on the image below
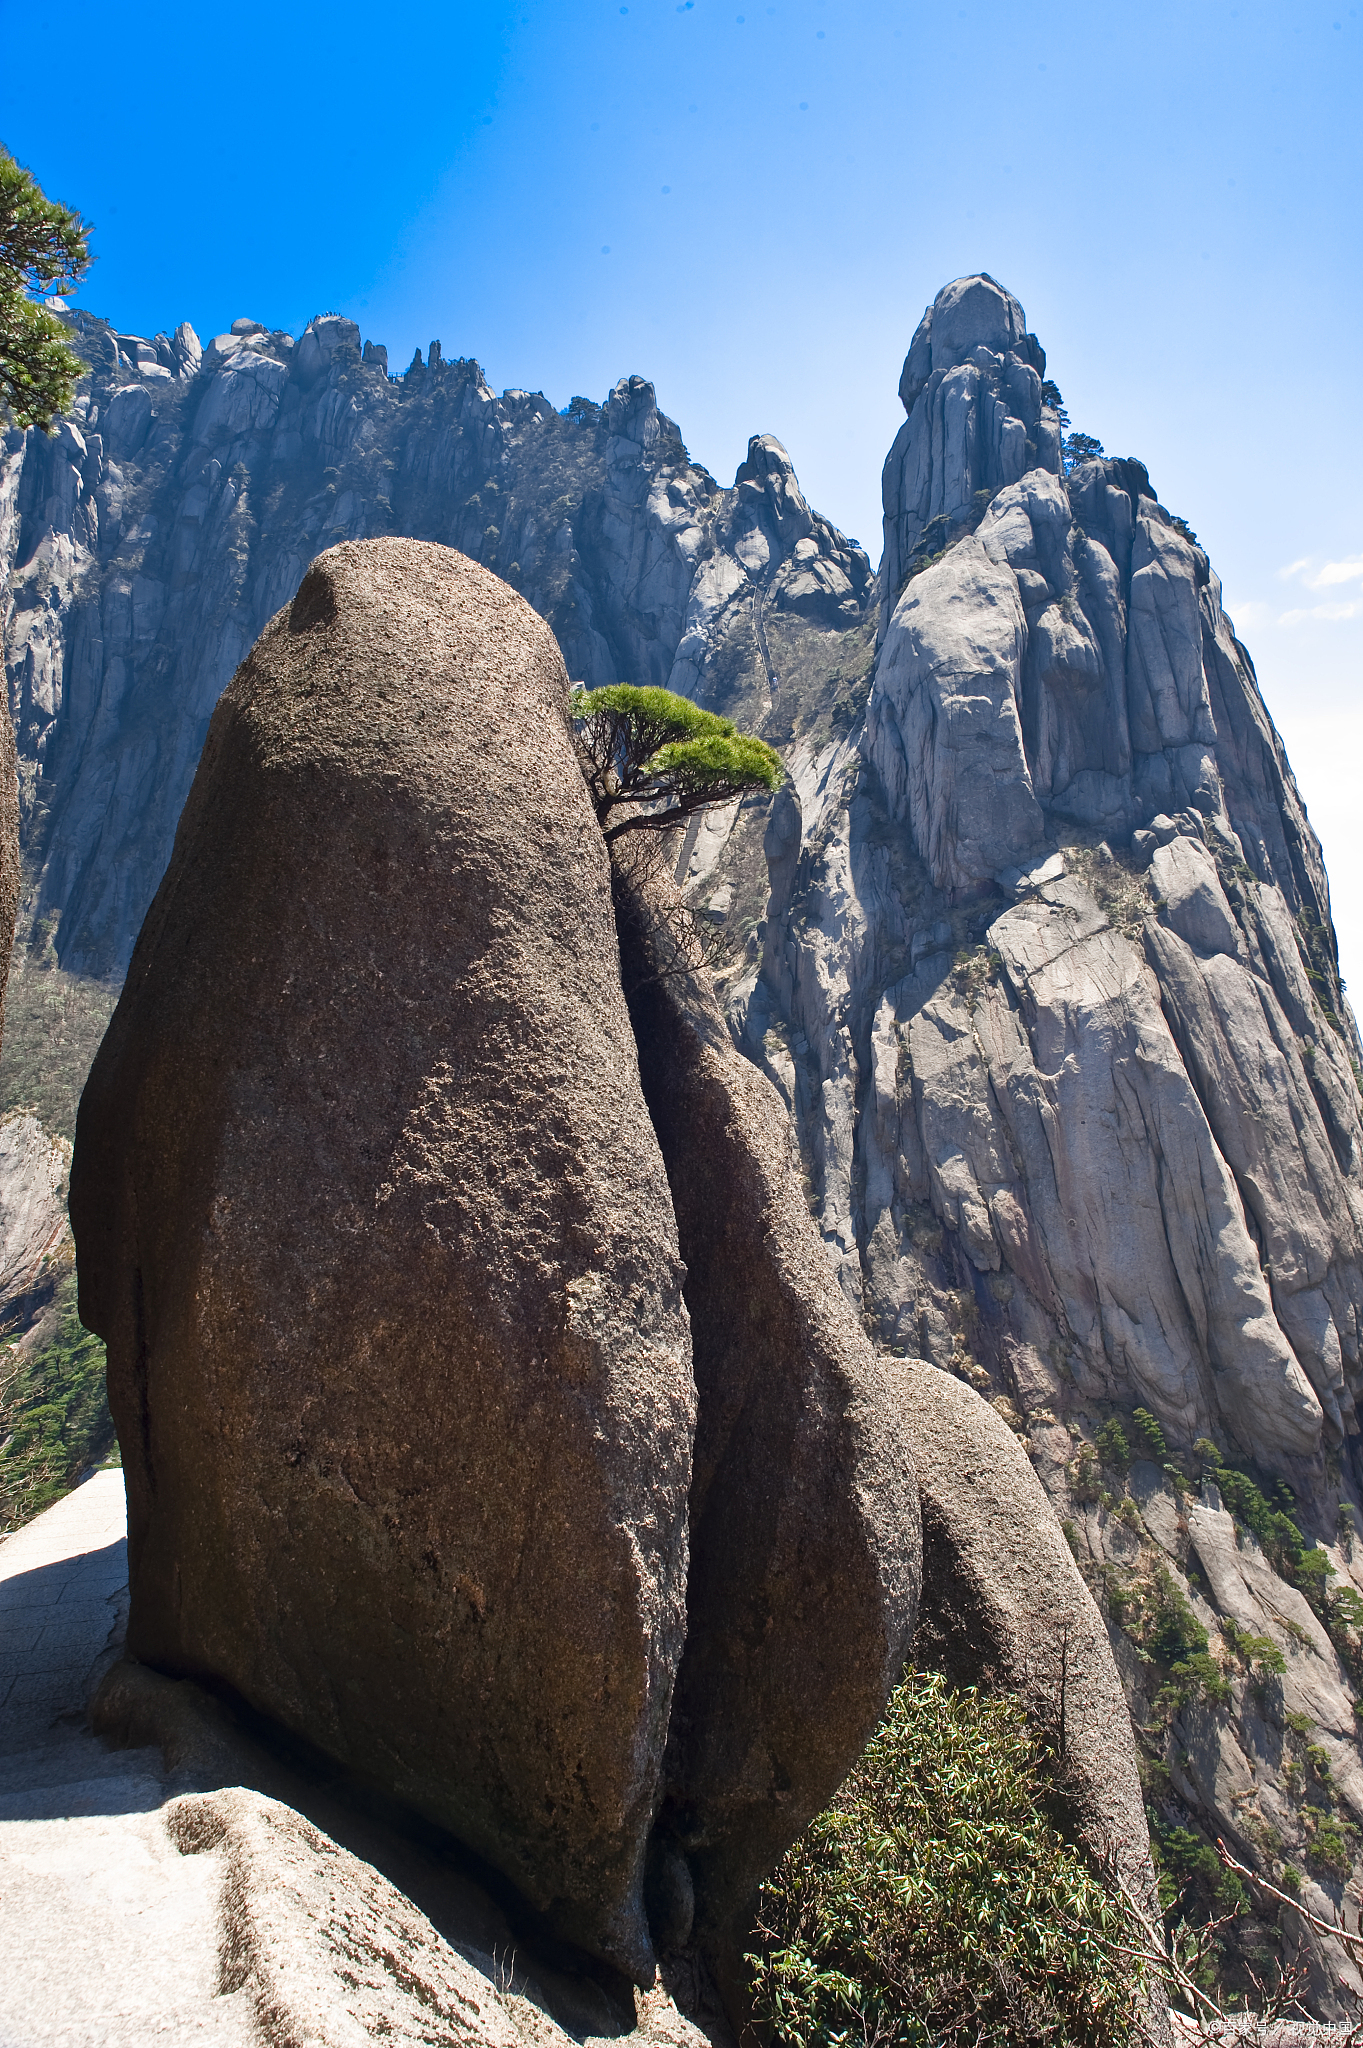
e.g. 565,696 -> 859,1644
0,321 -> 870,978
734,274 -> 1361,1490
698,275 -> 1363,2011
703,275 -> 1363,2013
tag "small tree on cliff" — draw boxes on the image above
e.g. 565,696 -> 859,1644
570,683 -> 782,842
1062,429 -> 1105,473
0,146 -> 91,431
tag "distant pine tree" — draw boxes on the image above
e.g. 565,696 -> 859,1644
0,145 -> 91,431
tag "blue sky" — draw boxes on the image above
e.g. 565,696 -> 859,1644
5,0 -> 1360,984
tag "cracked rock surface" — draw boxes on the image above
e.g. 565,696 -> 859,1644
719,275 -> 1363,2016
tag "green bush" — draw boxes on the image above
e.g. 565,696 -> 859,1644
1202,1448 -> 1335,1614
1131,1409 -> 1167,1461
1095,1418 -> 1131,1473
1220,1619 -> 1286,1677
747,1670 -> 1145,2047
571,682 -> 782,845
1153,1653 -> 1230,1717
1150,1822 -> 1246,1920
1143,1565 -> 1209,1667
1309,1819 -> 1352,1877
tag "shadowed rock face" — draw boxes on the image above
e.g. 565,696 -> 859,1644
0,707 -> 15,1049
69,538 -> 695,1983
611,851 -> 920,1957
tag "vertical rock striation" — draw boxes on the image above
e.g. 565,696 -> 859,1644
1,317 -> 871,978
719,275 -> 1363,2008
738,273 -> 1362,1485
16,273 -> 1363,2008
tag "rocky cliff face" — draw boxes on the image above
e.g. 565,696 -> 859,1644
0,311 -> 870,977
712,276 -> 1363,2011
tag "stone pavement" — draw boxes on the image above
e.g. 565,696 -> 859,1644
0,1478 -> 720,2048
0,1470 -> 128,1759
0,1474 -> 260,2046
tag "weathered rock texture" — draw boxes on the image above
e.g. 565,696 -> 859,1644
1,313 -> 871,979
736,276 -> 1361,1476
879,274 -> 1055,642
611,851 -> 919,1950
715,276 -> 1363,2011
68,539 -> 696,1981
889,1358 -> 1157,1909
0,1108 -> 72,1334
0,704 -> 17,1052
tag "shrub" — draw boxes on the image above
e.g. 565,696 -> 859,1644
1220,1619 -> 1286,1677
1144,1565 -> 1209,1667
747,1670 -> 1145,2047
1328,1584 -> 1363,1678
1309,1819 -> 1353,1877
1063,430 -> 1105,471
1202,1449 -> 1335,1614
1096,1417 -> 1131,1473
1150,1822 -> 1246,1919
1293,1548 -> 1335,1613
1154,1653 -> 1231,1717
571,683 -> 782,843
1132,1408 -> 1168,1461
1072,1445 -> 1103,1504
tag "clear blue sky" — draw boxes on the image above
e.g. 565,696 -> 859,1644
5,0 -> 1361,986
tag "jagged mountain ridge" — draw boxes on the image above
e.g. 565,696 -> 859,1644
1,309 -> 872,976
727,275 -> 1362,1477
691,275 -> 1363,2012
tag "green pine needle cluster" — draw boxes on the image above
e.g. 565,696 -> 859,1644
747,1670 -> 1145,2047
571,682 -> 782,842
0,145 -> 92,432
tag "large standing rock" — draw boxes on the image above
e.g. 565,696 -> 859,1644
610,852 -> 920,1967
69,538 -> 696,1982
